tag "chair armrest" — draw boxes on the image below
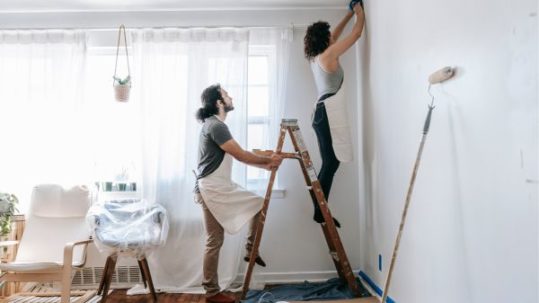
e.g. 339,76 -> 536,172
63,238 -> 93,267
0,241 -> 19,247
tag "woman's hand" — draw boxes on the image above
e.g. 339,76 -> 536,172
353,2 -> 364,16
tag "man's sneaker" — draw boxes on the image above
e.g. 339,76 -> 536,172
206,292 -> 236,303
243,255 -> 266,267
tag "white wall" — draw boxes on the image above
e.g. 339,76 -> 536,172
358,0 -> 538,302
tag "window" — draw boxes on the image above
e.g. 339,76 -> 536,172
84,47 -> 140,194
85,45 -> 277,192
0,29 -> 288,212
247,46 -> 274,190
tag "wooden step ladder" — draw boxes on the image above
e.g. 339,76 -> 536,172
241,118 -> 361,299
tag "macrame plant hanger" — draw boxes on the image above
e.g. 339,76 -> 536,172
113,24 -> 131,102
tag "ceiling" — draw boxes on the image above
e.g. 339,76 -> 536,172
0,0 -> 348,12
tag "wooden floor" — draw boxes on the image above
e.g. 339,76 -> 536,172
104,290 -> 239,303
104,291 -> 379,303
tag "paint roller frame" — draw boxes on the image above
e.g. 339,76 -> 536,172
381,66 -> 456,303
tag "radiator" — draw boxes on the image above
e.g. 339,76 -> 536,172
71,242 -> 142,288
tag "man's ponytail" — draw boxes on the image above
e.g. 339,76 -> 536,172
195,84 -> 222,123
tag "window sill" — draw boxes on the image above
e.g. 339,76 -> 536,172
98,191 -> 141,201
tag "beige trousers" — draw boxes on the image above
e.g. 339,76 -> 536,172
196,193 -> 260,296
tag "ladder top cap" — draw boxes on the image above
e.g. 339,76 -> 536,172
281,118 -> 298,126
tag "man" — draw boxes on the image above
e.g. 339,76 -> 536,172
194,84 -> 282,303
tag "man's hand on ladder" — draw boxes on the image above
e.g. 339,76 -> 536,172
253,150 -> 300,160
266,153 -> 283,170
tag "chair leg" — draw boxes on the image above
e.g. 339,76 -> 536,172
140,258 -> 158,303
61,263 -> 74,303
101,255 -> 117,303
137,259 -> 148,289
97,256 -> 111,295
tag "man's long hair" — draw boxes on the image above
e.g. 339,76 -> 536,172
196,84 -> 222,123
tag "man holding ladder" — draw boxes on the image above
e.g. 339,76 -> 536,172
194,84 -> 283,303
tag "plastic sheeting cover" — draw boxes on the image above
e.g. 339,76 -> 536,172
87,199 -> 169,259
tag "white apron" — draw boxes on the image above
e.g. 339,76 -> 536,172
318,84 -> 354,163
198,154 -> 264,234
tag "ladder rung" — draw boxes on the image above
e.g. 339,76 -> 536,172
307,168 -> 317,181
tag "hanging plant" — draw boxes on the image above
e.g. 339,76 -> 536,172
113,24 -> 132,102
113,75 -> 131,86
0,193 -> 18,237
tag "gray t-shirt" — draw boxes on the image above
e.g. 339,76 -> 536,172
195,116 -> 233,192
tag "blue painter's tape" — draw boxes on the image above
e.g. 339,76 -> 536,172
358,271 -> 396,303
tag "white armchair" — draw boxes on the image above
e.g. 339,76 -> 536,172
0,184 -> 93,303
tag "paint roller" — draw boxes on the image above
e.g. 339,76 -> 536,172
381,66 -> 456,303
428,66 -> 455,85
348,0 -> 364,10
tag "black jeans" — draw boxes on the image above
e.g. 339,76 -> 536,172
312,102 -> 340,210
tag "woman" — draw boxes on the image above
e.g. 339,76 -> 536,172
304,3 -> 365,227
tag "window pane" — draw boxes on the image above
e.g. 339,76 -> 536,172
248,86 -> 269,117
248,56 -> 268,85
247,124 -> 269,180
85,53 -> 140,183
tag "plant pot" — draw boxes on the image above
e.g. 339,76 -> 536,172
118,183 -> 127,191
114,83 -> 131,102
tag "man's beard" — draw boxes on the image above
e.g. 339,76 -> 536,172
224,104 -> 235,112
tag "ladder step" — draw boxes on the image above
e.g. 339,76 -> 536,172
281,118 -> 298,127
307,167 -> 318,181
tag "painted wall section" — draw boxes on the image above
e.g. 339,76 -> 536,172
357,0 -> 538,302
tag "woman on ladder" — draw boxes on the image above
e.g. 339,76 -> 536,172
304,1 -> 365,227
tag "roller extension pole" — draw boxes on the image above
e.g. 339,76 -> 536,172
381,105 -> 435,303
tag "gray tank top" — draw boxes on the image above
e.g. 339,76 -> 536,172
310,57 -> 344,101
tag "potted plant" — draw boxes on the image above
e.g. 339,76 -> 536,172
115,166 -> 130,191
113,75 -> 131,102
0,193 -> 19,238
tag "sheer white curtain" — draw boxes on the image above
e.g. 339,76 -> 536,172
0,30 -> 89,213
130,27 -> 249,292
250,28 -> 292,158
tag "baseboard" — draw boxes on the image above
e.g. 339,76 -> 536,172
358,271 -> 396,303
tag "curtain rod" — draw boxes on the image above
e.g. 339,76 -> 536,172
0,7 -> 346,14
0,24 -> 309,31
